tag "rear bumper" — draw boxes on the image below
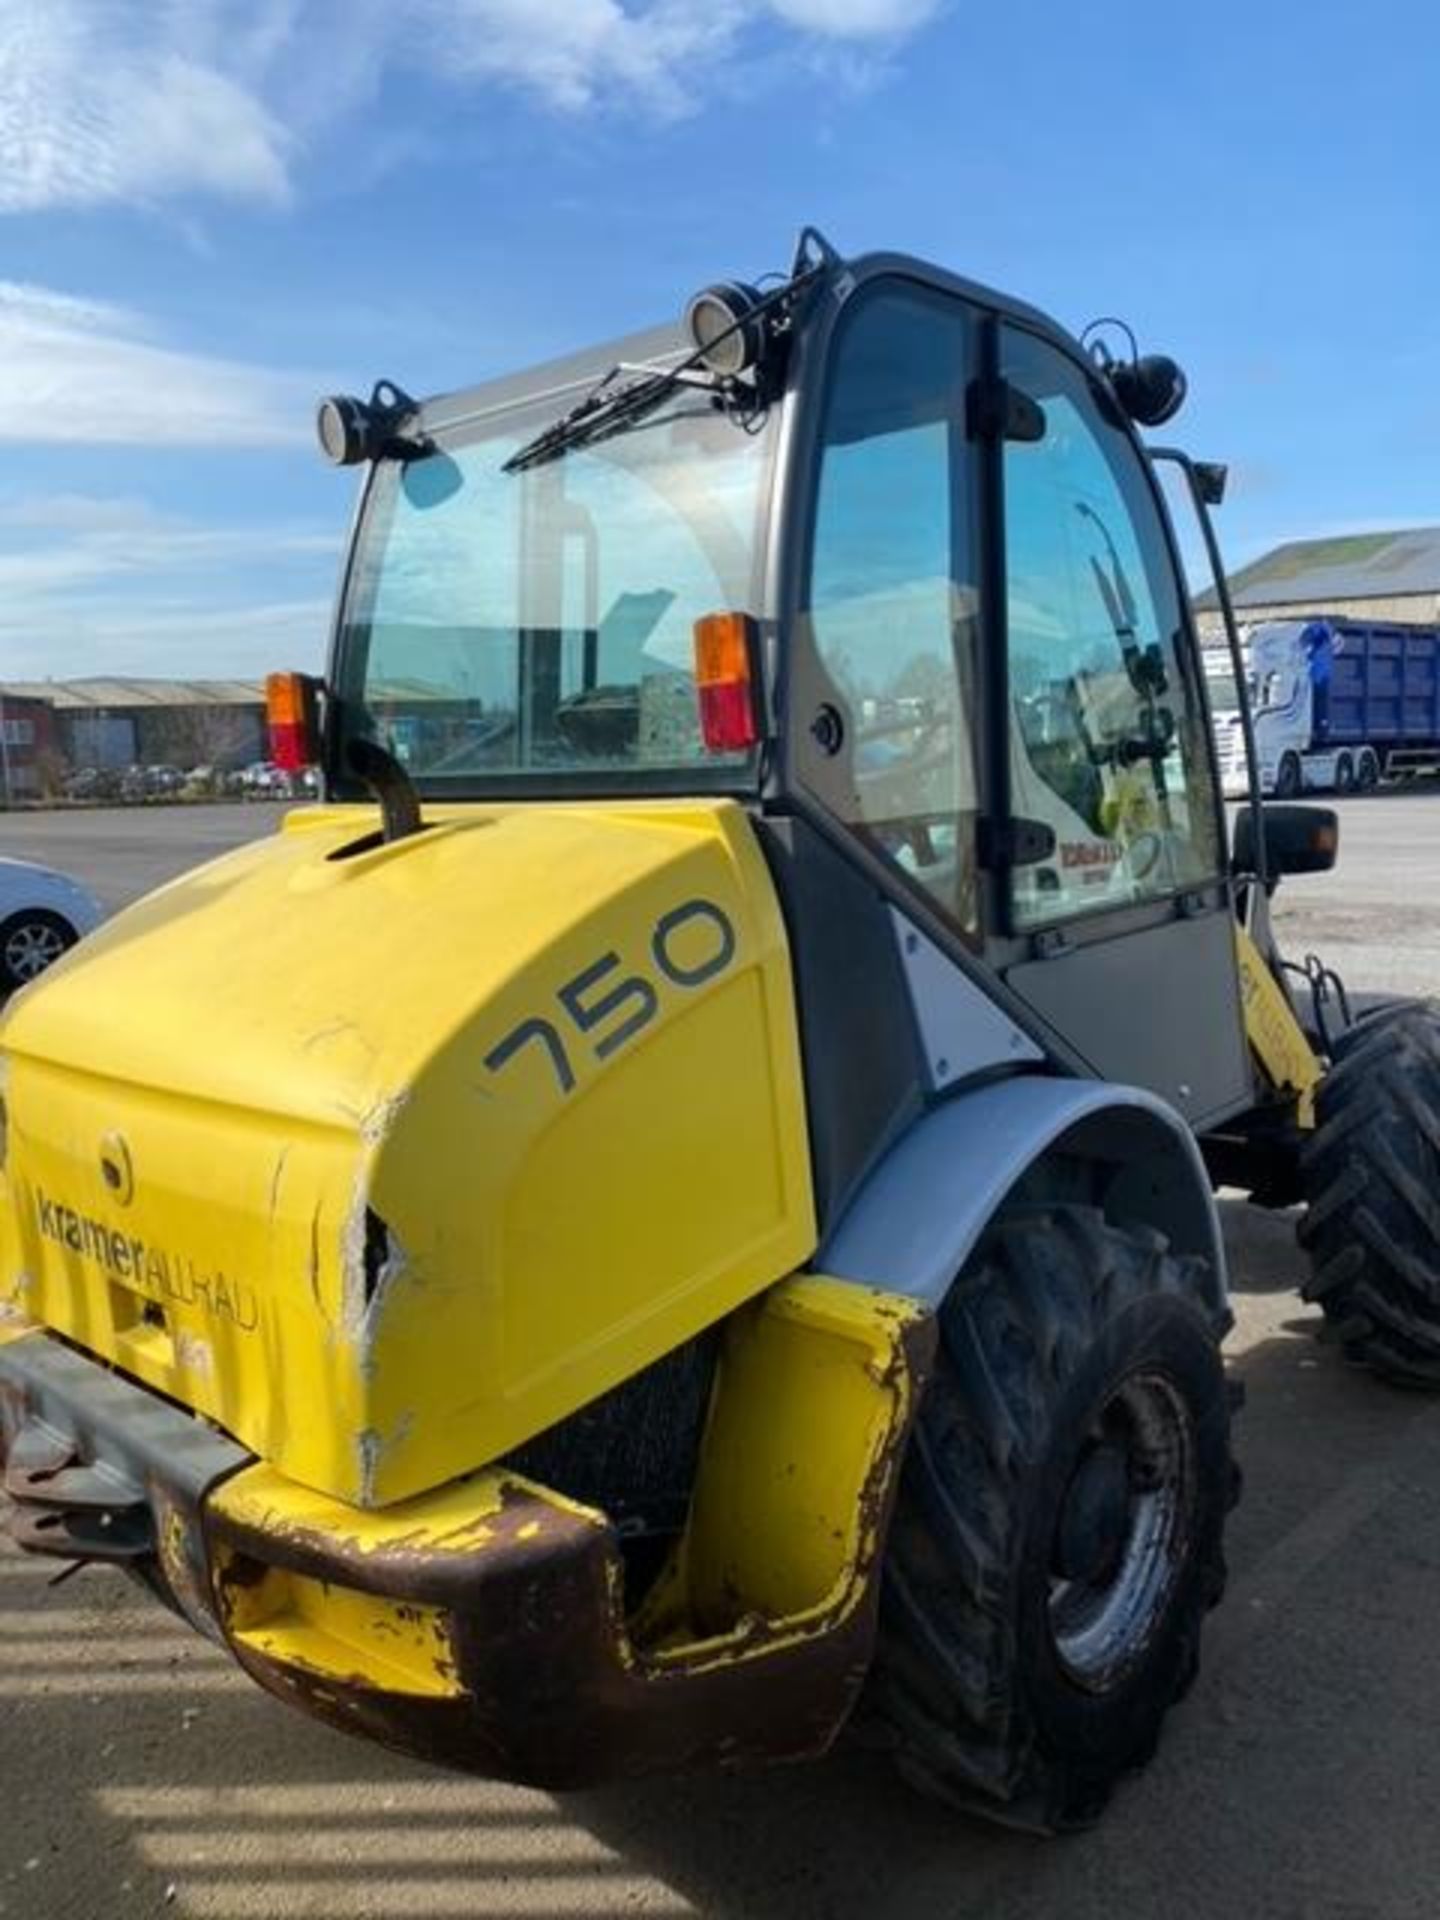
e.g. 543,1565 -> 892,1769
0,1284 -> 932,1785
204,1462 -> 870,1786
0,1325 -> 246,1635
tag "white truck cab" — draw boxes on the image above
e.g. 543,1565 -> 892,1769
1206,620 -> 1391,798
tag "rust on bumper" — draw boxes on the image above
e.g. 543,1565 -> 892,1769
204,1280 -> 937,1786
206,1472 -> 856,1784
3,1279 -> 935,1788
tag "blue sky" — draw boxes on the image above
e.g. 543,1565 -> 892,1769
1,0 -> 1436,681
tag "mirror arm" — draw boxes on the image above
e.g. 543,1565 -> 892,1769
348,737 -> 424,842
1147,446 -> 1269,892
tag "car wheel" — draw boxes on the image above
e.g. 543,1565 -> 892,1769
0,909 -> 77,992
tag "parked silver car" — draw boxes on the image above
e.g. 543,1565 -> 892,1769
0,858 -> 103,993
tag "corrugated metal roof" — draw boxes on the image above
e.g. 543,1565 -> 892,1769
0,677 -> 263,709
1198,526 -> 1440,610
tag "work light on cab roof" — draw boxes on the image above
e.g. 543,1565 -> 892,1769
1081,316 -> 1189,427
683,280 -> 772,378
315,378 -> 421,467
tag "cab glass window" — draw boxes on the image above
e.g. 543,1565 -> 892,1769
800,284 -> 979,936
1002,328 -> 1221,928
337,382 -> 774,793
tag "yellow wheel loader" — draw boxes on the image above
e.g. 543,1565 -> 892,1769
2,229 -> 1436,1831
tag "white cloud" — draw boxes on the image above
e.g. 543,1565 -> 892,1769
0,0 -> 291,214
0,494 -> 336,677
767,0 -> 940,31
0,492 -> 173,533
0,280 -> 315,446
408,0 -> 739,115
0,594 -> 332,681
376,1 -> 945,116
0,0 -> 943,213
2,594 -> 332,680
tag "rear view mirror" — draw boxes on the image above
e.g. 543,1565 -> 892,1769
1193,462 -> 1228,506
1232,803 -> 1338,877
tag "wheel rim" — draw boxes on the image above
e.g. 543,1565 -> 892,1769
4,918 -> 67,981
1048,1372 -> 1195,1692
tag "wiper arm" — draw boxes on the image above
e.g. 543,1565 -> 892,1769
503,360 -> 717,475
504,248 -> 830,475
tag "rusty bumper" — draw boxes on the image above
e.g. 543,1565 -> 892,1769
1,1281 -> 934,1787
206,1471 -> 866,1785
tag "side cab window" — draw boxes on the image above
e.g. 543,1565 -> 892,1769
1001,328 -> 1222,927
796,283 -> 981,938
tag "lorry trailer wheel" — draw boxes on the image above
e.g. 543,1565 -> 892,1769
1356,749 -> 1380,791
1335,754 -> 1355,794
1299,1007 -> 1440,1385
1275,753 -> 1302,798
863,1206 -> 1235,1832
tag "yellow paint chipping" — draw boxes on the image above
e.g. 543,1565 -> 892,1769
217,1554 -> 461,1700
203,1280 -> 931,1708
1235,922 -> 1323,1127
210,1459 -> 606,1559
633,1276 -> 929,1670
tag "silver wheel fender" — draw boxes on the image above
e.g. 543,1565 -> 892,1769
817,1076 -> 1227,1325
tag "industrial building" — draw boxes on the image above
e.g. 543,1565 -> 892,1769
0,691 -> 62,801
0,678 -> 266,789
1198,525 -> 1440,635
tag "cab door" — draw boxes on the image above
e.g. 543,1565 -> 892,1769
986,322 -> 1251,1127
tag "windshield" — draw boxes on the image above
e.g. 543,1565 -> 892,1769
334,382 -> 776,793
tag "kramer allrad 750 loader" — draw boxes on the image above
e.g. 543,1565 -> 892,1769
3,231 -> 1437,1831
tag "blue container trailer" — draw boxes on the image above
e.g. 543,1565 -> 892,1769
1204,616 -> 1440,797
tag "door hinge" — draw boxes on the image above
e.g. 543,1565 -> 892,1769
1031,926 -> 1072,960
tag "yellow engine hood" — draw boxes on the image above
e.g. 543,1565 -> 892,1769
0,802 -> 814,1506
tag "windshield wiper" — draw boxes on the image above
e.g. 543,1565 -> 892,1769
503,242 -> 832,475
502,359 -> 715,474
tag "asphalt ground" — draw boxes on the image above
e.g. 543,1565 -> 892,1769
3,794 -> 1440,1919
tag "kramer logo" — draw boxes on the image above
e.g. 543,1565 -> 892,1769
34,1188 -> 259,1334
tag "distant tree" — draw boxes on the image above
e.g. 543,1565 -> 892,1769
33,746 -> 69,802
143,705 -> 262,771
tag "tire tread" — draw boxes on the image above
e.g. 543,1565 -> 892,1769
863,1204 -> 1231,1830
1300,1008 -> 1440,1383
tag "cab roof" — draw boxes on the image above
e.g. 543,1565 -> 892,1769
415,250 -> 1086,436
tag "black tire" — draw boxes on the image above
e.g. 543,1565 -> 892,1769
1275,753 -> 1302,798
0,908 -> 76,993
1299,1006 -> 1440,1384
864,1206 -> 1235,1831
1356,749 -> 1380,792
1335,753 -> 1354,794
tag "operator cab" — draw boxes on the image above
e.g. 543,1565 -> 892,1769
285,234 -> 1259,1142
